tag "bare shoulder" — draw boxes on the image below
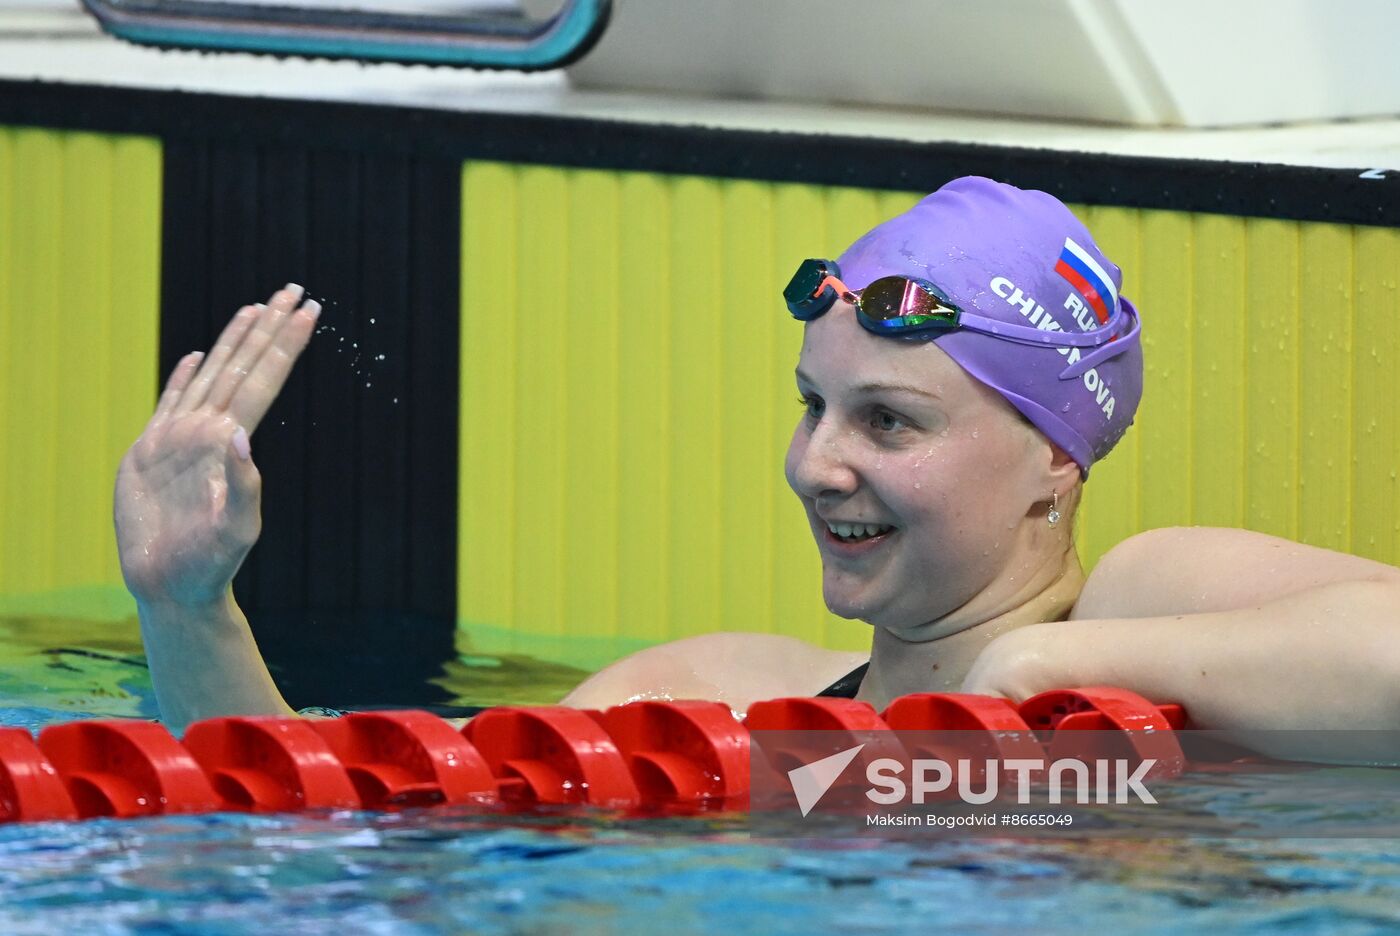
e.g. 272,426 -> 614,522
559,631 -> 868,712
1073,525 -> 1400,620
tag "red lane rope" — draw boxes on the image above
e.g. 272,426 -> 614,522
0,688 -> 1185,823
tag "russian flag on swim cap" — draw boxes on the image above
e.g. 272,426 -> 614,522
1054,237 -> 1118,326
832,176 -> 1144,477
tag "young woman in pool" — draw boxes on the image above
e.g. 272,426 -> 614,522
115,177 -> 1400,752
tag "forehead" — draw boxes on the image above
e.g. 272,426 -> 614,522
796,303 -> 966,395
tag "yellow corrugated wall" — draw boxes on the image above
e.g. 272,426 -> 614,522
458,162 -> 1400,667
0,142 -> 1393,661
0,127 -> 163,620
1076,206 -> 1400,563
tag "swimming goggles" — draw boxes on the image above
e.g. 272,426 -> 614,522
784,258 -> 962,335
783,258 -> 1139,356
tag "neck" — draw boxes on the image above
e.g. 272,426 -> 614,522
857,544 -> 1085,710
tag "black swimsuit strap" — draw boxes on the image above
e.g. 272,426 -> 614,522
298,703 -> 490,719
815,661 -> 869,699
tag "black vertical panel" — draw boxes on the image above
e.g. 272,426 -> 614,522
160,137 -> 461,709
407,161 -> 459,615
249,143 -> 311,613
356,156 -> 409,613
160,137 -> 211,359
303,148 -> 362,614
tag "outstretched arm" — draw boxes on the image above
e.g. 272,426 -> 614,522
962,527 -> 1400,759
114,284 -> 320,733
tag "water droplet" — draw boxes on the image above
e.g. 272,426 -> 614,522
369,317 -> 376,324
376,354 -> 386,361
365,382 -> 372,388
393,397 -> 399,404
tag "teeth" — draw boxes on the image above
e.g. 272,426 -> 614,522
827,521 -> 894,539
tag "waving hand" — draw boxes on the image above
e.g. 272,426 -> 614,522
115,284 -> 321,610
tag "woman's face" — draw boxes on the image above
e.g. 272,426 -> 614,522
784,301 -> 1051,640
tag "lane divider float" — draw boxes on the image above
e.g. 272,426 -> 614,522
0,687 -> 1185,824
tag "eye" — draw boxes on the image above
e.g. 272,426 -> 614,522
797,394 -> 824,421
871,408 -> 911,433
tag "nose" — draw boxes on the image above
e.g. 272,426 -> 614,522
788,417 -> 861,500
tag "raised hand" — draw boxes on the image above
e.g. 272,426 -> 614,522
115,284 -> 321,611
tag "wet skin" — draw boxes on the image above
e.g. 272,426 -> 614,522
785,300 -> 1082,645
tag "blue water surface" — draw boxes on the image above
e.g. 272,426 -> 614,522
3,802 -> 1400,935
3,618 -> 1399,935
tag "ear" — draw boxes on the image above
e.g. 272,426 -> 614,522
1024,438 -> 1082,506
1046,441 -> 1082,492
1015,432 -> 1080,521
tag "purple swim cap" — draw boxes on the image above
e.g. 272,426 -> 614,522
835,176 -> 1143,477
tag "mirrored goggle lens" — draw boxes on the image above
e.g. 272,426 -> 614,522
859,276 -> 959,325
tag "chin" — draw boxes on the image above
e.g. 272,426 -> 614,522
821,583 -> 882,624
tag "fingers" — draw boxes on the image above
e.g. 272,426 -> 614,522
220,296 -> 321,433
174,304 -> 262,416
130,352 -> 209,470
152,351 -> 206,424
168,282 -> 321,437
208,284 -> 301,401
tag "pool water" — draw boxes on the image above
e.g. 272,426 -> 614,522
3,616 -> 1400,935
0,613 -> 589,721
5,803 -> 1400,934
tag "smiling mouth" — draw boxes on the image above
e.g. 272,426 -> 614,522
822,523 -> 897,546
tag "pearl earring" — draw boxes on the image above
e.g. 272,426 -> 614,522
1047,491 -> 1060,527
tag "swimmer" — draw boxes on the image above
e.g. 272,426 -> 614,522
114,177 -> 1400,758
